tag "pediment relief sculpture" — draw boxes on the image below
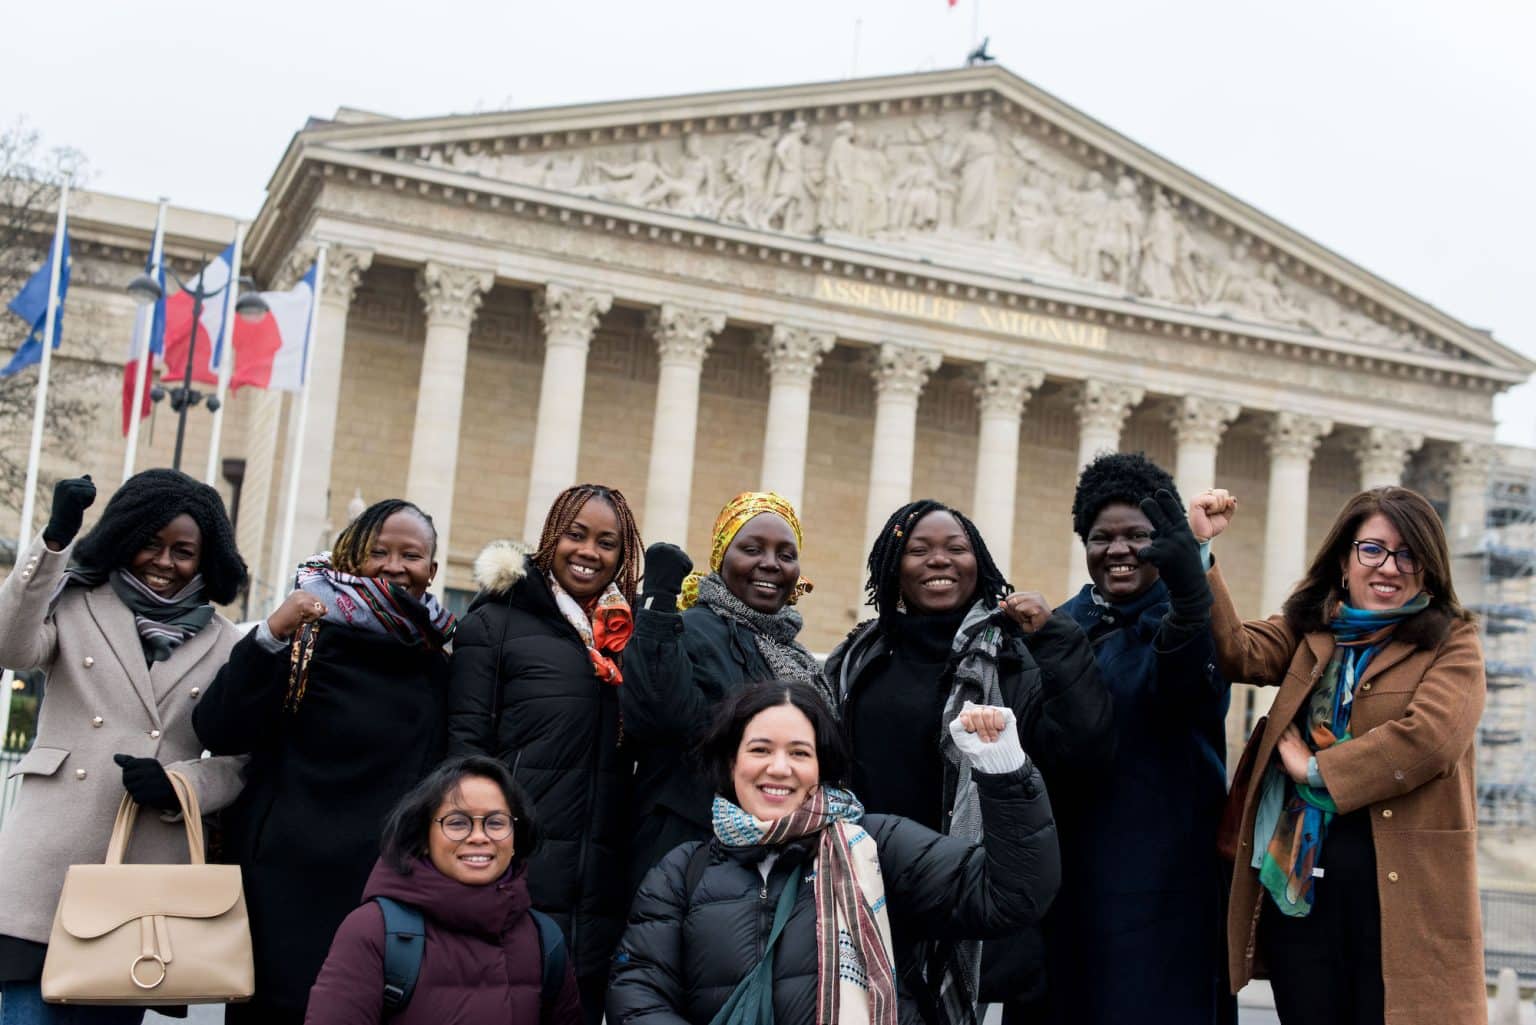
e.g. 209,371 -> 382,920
406,104 -> 1426,355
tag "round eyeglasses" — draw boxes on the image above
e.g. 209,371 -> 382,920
434,812 -> 515,842
1351,540 -> 1420,574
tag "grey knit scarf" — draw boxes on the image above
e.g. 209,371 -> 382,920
695,573 -> 833,706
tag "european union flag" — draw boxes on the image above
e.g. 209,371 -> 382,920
2,225 -> 73,378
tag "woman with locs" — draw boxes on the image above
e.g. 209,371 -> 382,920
1046,453 -> 1234,1025
1201,485 -> 1485,1025
194,499 -> 456,1025
608,679 -> 1061,1025
624,491 -> 833,892
0,470 -> 248,1025
447,483 -> 644,1025
824,499 -> 1110,1022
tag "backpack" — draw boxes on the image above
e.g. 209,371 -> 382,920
375,897 -> 567,1016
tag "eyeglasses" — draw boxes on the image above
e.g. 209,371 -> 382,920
1351,541 -> 1420,574
434,812 -> 515,842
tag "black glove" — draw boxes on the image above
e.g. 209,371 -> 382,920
1137,489 -> 1212,622
641,542 -> 693,613
113,754 -> 179,812
42,475 -> 96,548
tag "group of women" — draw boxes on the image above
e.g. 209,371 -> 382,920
0,447 -> 1486,1025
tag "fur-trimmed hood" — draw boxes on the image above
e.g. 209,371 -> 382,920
472,539 -> 535,595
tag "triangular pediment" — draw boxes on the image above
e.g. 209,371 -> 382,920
275,66 -> 1531,378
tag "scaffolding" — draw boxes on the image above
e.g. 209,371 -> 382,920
1474,467 -> 1536,829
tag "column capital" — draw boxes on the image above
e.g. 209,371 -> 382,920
646,303 -> 726,367
1439,440 -> 1496,492
973,360 -> 1045,419
1167,395 -> 1241,447
756,324 -> 836,384
278,243 -> 374,303
1264,411 -> 1333,462
536,283 -> 613,349
1071,379 -> 1144,434
869,343 -> 941,400
1350,426 -> 1424,484
416,262 -> 493,327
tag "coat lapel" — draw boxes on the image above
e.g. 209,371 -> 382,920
1358,639 -> 1415,686
84,585 -> 158,723
149,618 -> 222,703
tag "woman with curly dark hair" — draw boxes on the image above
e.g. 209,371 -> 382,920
194,498 -> 456,1025
0,469 -> 248,1025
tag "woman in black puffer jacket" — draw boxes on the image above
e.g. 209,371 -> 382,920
608,680 -> 1060,1025
448,484 -> 643,1025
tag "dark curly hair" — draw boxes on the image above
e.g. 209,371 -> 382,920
1071,452 -> 1181,540
73,468 -> 246,604
863,499 -> 1010,638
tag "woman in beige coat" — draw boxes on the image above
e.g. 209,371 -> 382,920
1198,485 -> 1485,1025
0,471 -> 248,1025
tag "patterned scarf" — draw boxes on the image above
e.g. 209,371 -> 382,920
1256,592 -> 1431,916
680,491 -> 814,610
546,573 -> 633,685
55,566 -> 213,666
712,786 -> 898,1025
694,573 -> 831,699
295,553 -> 456,650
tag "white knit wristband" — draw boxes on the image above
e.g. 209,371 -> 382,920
948,703 -> 1028,775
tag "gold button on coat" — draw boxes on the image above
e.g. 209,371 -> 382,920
74,769 -> 87,780
149,730 -> 161,739
1387,871 -> 1399,882
91,716 -> 103,727
189,687 -> 201,698
82,657 -> 94,668
1382,809 -> 1393,818
1361,682 -> 1372,692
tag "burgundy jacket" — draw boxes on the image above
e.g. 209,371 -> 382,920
305,857 -> 581,1025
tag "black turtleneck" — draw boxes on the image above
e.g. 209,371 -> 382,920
849,608 -> 969,832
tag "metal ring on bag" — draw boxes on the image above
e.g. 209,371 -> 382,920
130,954 -> 167,990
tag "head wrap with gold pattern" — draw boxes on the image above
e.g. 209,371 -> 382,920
679,491 -> 814,610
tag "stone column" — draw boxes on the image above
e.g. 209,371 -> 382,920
756,325 -> 836,508
1167,396 -> 1240,500
1066,380 -> 1145,590
862,343 -> 941,552
641,303 -> 725,543
288,245 -> 372,577
522,284 -> 613,539
404,262 -> 492,594
1261,412 -> 1334,614
1444,441 -> 1494,609
971,361 -> 1044,576
237,388 -> 285,614
1352,426 -> 1424,490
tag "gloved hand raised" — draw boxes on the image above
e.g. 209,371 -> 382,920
947,702 -> 1029,775
1136,488 -> 1212,622
43,475 -> 96,550
641,542 -> 693,613
113,754 -> 179,812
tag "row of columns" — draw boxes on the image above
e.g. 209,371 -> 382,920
269,253 -> 1492,607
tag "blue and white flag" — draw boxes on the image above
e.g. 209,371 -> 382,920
2,222 -> 72,377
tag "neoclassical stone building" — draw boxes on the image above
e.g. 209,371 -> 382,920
15,66 -> 1533,697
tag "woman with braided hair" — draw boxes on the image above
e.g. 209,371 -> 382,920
194,498 -> 455,1025
448,483 -> 643,1025
0,469 -> 247,1025
824,499 -> 1109,1024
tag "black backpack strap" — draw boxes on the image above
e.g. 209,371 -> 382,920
683,839 -> 711,899
530,909 -> 567,1010
375,897 -> 426,1014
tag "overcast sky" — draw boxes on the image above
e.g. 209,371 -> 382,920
5,0 -> 1532,445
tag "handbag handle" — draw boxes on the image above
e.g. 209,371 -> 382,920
104,769 -> 205,866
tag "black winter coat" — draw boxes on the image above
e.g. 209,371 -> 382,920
607,767 -> 1059,1025
824,607 -> 1111,1004
447,541 -> 631,979
193,625 -> 449,1017
622,605 -> 773,892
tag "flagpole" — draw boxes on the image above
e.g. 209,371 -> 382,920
204,222 -> 246,485
122,197 -> 168,483
274,243 -> 327,589
4,182 -> 69,750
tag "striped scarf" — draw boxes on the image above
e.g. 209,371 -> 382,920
54,567 -> 212,666
713,786 -> 898,1025
295,553 -> 455,649
1256,593 -> 1431,915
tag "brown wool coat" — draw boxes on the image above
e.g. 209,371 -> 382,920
1210,564 -> 1487,1025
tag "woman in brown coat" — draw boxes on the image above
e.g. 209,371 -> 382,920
1197,485 -> 1485,1025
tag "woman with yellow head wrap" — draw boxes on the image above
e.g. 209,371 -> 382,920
622,491 -> 832,893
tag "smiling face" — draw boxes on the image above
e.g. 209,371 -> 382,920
358,511 -> 437,598
731,700 -> 819,821
427,775 -> 515,886
1342,512 -> 1425,612
128,514 -> 202,596
720,513 -> 800,614
898,510 -> 979,614
1085,501 -> 1159,601
552,497 -> 621,601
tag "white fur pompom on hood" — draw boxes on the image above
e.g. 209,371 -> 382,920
473,539 -> 535,594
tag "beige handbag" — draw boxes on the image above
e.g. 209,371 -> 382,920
40,769 -> 254,1005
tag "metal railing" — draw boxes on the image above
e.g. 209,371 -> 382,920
1483,887 -> 1536,980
